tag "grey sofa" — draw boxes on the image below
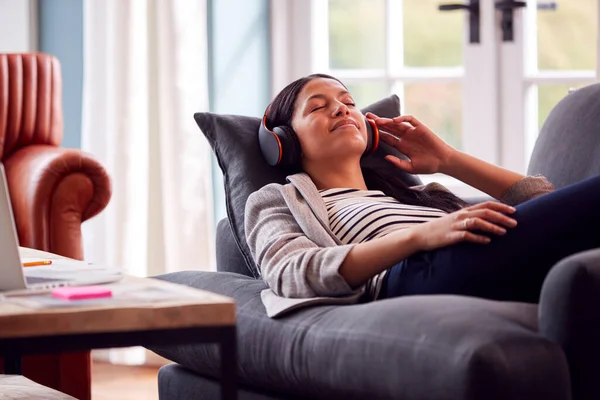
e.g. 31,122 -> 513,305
147,83 -> 600,400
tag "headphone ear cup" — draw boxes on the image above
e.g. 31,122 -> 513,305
363,117 -> 379,156
273,125 -> 301,167
258,119 -> 283,166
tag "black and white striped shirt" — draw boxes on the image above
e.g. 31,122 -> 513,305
320,188 -> 447,299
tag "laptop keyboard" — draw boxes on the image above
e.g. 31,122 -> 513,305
26,276 -> 65,285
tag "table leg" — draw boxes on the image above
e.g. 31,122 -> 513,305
3,352 -> 22,374
220,326 -> 237,400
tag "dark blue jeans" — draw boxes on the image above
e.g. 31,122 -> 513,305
380,174 -> 600,303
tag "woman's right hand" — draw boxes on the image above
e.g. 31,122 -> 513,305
412,201 -> 518,251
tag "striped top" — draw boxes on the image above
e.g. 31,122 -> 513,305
319,187 -> 448,299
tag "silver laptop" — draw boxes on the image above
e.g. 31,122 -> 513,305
0,163 -> 122,294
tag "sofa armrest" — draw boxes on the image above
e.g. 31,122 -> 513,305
539,248 -> 600,400
3,145 -> 111,260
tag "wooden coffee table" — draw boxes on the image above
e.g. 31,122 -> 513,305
0,248 -> 237,400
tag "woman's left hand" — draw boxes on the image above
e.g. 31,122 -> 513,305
366,113 -> 456,175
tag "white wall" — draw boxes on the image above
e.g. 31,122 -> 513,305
0,0 -> 37,52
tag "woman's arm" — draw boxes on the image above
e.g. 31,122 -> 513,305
367,113 -> 535,201
440,150 -> 525,201
340,201 -> 518,288
339,228 -> 420,287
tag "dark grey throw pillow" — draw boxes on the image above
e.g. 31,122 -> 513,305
195,95 -> 422,278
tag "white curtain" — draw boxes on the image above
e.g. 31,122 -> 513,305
81,0 -> 215,365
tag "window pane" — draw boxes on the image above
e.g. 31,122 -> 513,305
328,0 -> 386,69
537,84 -> 588,130
403,0 -> 463,67
538,1 -> 597,70
346,82 -> 389,109
402,82 -> 462,149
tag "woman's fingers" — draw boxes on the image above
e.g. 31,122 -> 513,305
379,131 -> 399,145
384,155 -> 414,172
449,230 -> 491,245
466,209 -> 517,229
457,216 -> 507,236
467,201 -> 516,215
468,200 -> 516,211
372,117 -> 413,137
376,119 -> 412,129
463,231 -> 492,244
380,131 -> 410,152
392,115 -> 423,127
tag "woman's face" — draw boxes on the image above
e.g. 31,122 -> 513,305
291,78 -> 368,165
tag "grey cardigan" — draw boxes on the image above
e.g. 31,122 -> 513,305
244,173 -> 555,318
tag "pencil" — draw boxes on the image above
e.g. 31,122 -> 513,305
22,260 -> 53,267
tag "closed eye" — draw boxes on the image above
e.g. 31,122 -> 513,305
310,102 -> 354,113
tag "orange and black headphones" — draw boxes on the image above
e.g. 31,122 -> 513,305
258,105 -> 380,167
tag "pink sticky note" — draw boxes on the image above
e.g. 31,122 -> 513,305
52,286 -> 112,300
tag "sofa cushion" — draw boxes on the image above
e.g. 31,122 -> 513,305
194,95 -> 422,278
148,271 -> 570,400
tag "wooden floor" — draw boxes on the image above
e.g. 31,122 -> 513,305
92,361 -> 160,400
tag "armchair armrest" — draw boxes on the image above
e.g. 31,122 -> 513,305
3,144 -> 111,260
539,248 -> 600,400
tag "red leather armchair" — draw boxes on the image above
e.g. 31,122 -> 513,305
0,53 -> 111,399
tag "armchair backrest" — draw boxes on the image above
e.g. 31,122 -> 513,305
0,53 -> 63,160
528,83 -> 600,189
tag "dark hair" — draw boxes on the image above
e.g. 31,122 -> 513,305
267,73 -> 467,213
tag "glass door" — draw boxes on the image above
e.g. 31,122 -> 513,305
499,0 -> 599,172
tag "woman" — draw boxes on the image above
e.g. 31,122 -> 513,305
245,73 -> 598,318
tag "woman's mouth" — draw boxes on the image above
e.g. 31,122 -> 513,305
331,120 -> 358,131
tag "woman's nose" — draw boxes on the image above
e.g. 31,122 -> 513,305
333,103 -> 349,117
